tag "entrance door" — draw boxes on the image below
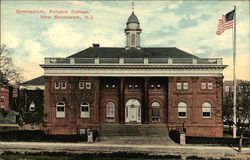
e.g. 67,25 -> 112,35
125,99 -> 141,123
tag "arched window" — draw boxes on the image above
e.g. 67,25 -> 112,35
106,102 -> 115,122
178,102 -> 187,118
151,102 -> 160,122
131,34 -> 135,45
202,102 -> 211,118
81,102 -> 90,118
56,101 -> 65,118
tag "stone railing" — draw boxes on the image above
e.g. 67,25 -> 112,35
44,57 -> 223,65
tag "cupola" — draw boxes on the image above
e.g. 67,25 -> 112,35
125,11 -> 142,49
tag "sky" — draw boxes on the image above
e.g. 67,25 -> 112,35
1,0 -> 250,82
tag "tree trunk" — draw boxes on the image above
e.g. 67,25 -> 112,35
238,132 -> 243,153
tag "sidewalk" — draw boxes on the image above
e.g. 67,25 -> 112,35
0,141 -> 250,159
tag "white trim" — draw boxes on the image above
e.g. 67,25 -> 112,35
55,82 -> 60,89
43,68 -> 225,77
56,102 -> 65,118
61,82 -> 67,89
80,102 -> 90,118
20,85 -> 45,90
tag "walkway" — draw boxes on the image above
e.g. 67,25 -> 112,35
0,142 -> 250,159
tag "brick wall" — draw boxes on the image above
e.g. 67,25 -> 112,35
168,77 -> 223,137
43,76 -> 223,137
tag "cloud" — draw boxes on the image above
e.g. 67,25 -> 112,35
178,16 -> 198,28
169,4 -> 179,9
43,22 -> 85,49
1,32 -> 20,48
1,1 -> 249,81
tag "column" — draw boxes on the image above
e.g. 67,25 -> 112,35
119,77 -> 125,123
143,77 -> 149,123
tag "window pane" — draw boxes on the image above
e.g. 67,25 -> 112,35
152,108 -> 160,116
202,102 -> 211,118
201,82 -> 206,89
134,84 -> 139,89
55,82 -> 60,89
179,112 -> 186,117
61,82 -> 66,89
177,83 -> 182,90
150,84 -> 154,89
157,84 -> 161,89
86,82 -> 91,89
208,83 -> 213,89
79,82 -> 84,89
178,102 -> 187,118
107,102 -> 115,118
128,84 -> 132,89
203,112 -> 211,117
183,82 -> 188,90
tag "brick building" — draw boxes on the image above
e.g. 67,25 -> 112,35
0,84 -> 13,111
41,12 -> 227,137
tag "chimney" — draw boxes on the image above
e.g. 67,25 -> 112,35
92,43 -> 100,47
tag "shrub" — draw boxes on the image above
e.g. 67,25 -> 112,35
0,130 -> 99,142
186,136 -> 250,147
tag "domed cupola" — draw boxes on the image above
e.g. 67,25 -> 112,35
127,11 -> 139,24
125,11 -> 142,49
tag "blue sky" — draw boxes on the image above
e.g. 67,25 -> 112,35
1,0 -> 249,81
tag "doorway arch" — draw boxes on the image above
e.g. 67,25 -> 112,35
125,99 -> 141,123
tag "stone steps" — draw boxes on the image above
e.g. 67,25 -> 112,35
100,124 -> 169,136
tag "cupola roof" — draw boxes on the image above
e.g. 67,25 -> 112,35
127,11 -> 139,24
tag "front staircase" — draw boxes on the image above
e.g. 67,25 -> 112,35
98,124 -> 175,145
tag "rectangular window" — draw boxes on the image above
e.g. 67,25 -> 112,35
79,82 -> 84,89
80,129 -> 86,135
56,107 -> 65,118
57,106 -> 65,112
202,108 -> 211,118
225,86 -> 229,92
105,84 -> 109,88
55,82 -> 60,89
61,82 -> 67,89
150,84 -> 154,89
81,106 -> 90,118
156,84 -> 161,89
178,107 -> 187,118
177,83 -> 182,90
183,82 -> 188,90
208,83 -> 213,90
85,82 -> 91,90
128,84 -> 133,89
0,96 -> 4,102
134,84 -> 139,89
201,82 -> 206,89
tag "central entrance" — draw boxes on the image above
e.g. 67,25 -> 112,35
125,99 -> 141,123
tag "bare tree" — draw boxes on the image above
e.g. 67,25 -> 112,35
222,81 -> 250,152
222,91 -> 233,130
236,81 -> 250,153
0,44 -> 23,85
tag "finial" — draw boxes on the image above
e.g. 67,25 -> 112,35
132,1 -> 134,12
